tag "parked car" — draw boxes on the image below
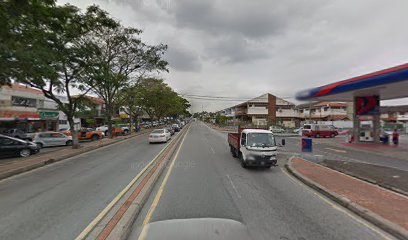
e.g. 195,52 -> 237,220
166,127 -> 175,136
30,132 -> 73,148
0,134 -> 40,158
148,129 -> 171,143
2,128 -> 29,140
172,124 -> 180,132
293,127 -> 304,136
63,128 -> 104,141
268,126 -> 285,133
302,124 -> 338,138
95,125 -> 124,136
115,124 -> 130,135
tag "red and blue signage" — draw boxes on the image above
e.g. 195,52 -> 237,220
355,96 -> 379,115
296,63 -> 408,101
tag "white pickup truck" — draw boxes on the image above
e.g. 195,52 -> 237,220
228,128 -> 285,168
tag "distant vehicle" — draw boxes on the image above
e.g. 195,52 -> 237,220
172,124 -> 180,132
31,132 -> 73,148
63,128 -> 104,141
95,125 -> 124,136
166,127 -> 175,136
148,129 -> 171,143
302,124 -> 338,138
268,126 -> 285,133
0,134 -> 40,158
2,128 -> 29,140
293,127 -> 304,136
115,124 -> 130,135
228,128 -> 284,168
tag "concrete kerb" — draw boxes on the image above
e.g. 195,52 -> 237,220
108,127 -> 188,240
285,156 -> 408,240
79,125 -> 190,240
0,131 -> 150,181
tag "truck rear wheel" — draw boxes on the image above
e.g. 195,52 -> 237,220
230,146 -> 237,158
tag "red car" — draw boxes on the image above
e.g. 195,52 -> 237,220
302,124 -> 338,138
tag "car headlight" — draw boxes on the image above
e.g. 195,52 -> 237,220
270,156 -> 277,160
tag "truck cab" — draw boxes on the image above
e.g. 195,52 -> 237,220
228,128 -> 284,168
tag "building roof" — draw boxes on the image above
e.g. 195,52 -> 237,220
232,93 -> 295,108
380,105 -> 408,113
314,102 -> 348,108
296,63 -> 408,101
296,101 -> 348,109
72,95 -> 105,105
1,84 -> 43,95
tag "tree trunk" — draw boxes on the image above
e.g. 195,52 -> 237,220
107,116 -> 113,138
128,113 -> 133,134
68,116 -> 80,149
106,106 -> 114,138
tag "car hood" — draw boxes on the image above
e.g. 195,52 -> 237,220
135,218 -> 252,240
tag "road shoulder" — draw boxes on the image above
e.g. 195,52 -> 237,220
286,157 -> 408,240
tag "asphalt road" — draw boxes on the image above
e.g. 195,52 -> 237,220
279,135 -> 408,171
129,121 -> 394,240
0,133 -> 172,240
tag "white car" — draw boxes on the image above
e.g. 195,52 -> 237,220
148,129 -> 171,143
30,131 -> 73,148
268,126 -> 285,133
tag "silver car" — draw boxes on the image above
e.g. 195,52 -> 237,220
30,132 -> 73,148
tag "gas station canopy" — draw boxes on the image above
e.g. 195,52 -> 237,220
296,63 -> 408,102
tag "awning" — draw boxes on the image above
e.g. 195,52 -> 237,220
296,63 -> 408,101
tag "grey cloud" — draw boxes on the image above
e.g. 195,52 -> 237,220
205,35 -> 270,64
60,0 -> 408,112
165,46 -> 202,72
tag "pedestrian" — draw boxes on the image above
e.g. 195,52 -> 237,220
392,129 -> 399,145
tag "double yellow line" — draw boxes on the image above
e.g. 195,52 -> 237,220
138,125 -> 189,240
75,126 -> 190,240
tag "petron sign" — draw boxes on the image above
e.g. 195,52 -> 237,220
39,111 -> 59,120
355,95 -> 380,116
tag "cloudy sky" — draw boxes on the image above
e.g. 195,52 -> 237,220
60,0 -> 408,112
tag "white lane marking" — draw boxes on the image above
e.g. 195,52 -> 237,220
74,133 -> 175,240
210,146 -> 216,154
325,147 -> 347,153
226,174 -> 241,199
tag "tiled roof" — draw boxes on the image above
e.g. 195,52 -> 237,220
1,84 -> 43,95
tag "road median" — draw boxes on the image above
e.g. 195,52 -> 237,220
286,156 -> 408,240
76,124 -> 190,240
0,130 -> 150,181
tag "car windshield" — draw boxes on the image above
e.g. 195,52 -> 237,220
247,133 -> 276,147
152,130 -> 164,134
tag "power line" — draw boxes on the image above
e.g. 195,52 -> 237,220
180,94 -> 296,102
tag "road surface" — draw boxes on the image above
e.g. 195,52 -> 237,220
129,121 -> 394,240
279,135 -> 408,171
0,133 -> 172,240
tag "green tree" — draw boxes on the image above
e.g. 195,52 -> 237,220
117,85 -> 144,131
0,1 -> 116,147
82,26 -> 168,138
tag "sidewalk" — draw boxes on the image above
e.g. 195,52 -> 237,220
0,130 -> 149,181
321,159 -> 408,196
287,157 -> 408,239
